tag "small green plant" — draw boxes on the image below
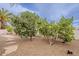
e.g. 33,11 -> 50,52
6,26 -> 13,32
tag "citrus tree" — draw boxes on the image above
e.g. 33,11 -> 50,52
11,10 -> 74,43
38,19 -> 49,37
49,22 -> 59,40
58,16 -> 74,43
38,16 -> 74,44
11,11 -> 39,41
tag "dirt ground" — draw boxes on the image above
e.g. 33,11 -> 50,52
0,34 -> 79,56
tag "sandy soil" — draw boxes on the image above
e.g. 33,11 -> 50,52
0,34 -> 79,56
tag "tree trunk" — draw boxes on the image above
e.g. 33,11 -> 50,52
0,19 -> 5,29
0,22 -> 1,29
30,36 -> 32,41
44,35 -> 46,40
56,32 -> 58,40
49,37 -> 55,46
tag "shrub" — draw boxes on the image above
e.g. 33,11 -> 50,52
6,26 -> 13,32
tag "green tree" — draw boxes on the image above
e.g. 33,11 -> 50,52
0,8 -> 12,29
38,19 -> 49,37
37,18 -> 59,44
38,16 -> 74,44
11,11 -> 39,41
50,22 -> 59,40
58,16 -> 74,43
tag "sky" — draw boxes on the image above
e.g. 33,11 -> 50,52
0,3 -> 79,27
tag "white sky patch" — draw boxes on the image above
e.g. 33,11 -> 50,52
61,4 -> 78,16
49,4 -> 79,21
10,4 -> 35,14
0,3 -> 35,15
34,4 -> 79,22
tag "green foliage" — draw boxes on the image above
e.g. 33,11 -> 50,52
6,26 -> 13,32
0,8 -> 12,29
37,16 -> 74,42
11,10 -> 74,42
49,23 -> 59,40
11,15 -> 28,38
58,16 -> 74,42
11,11 -> 39,40
38,19 -> 49,36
